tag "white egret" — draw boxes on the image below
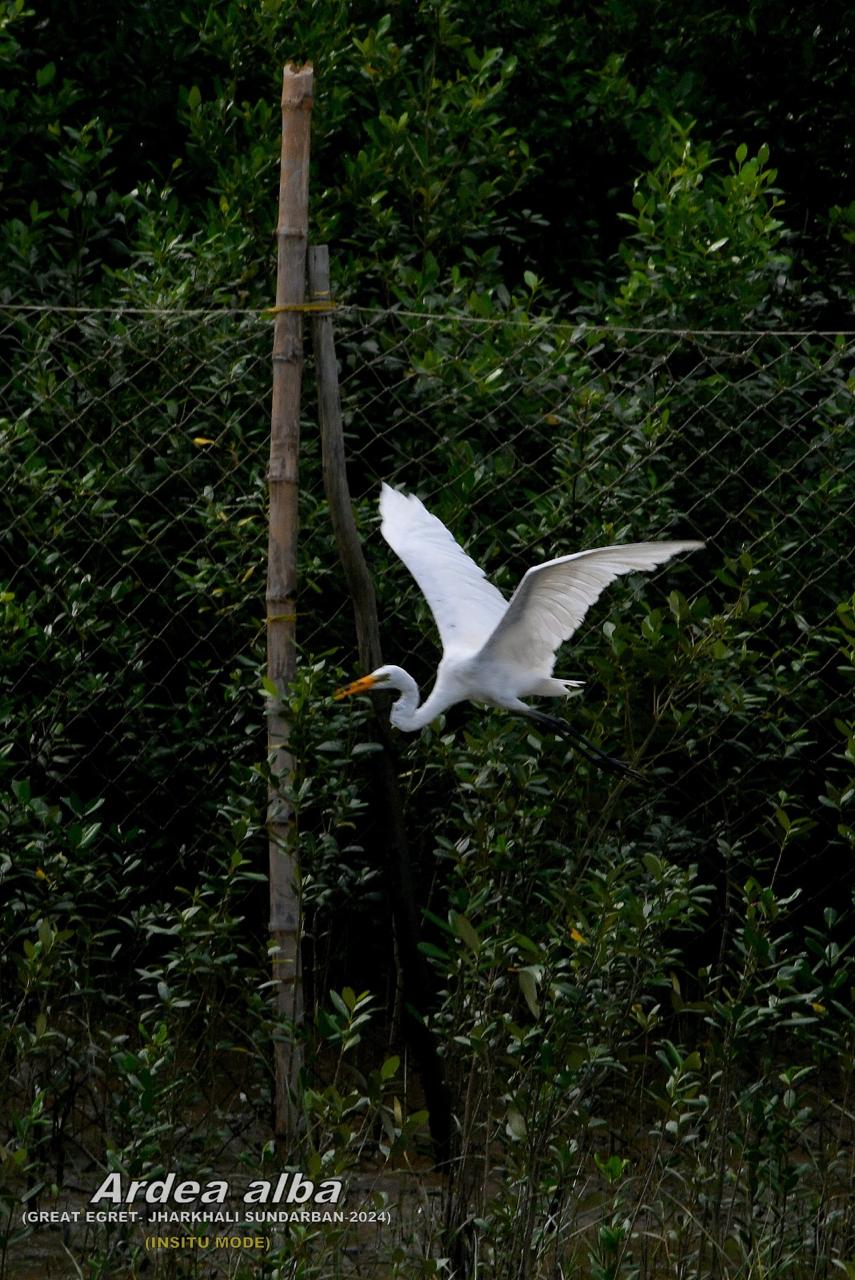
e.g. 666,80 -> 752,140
334,484 -> 703,777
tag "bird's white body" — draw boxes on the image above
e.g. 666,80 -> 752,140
335,484 -> 703,738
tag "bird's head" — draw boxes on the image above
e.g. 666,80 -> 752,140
333,665 -> 420,725
333,665 -> 407,700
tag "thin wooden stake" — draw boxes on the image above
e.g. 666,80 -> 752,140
267,61 -> 312,1143
308,246 -> 383,670
309,245 -> 453,1163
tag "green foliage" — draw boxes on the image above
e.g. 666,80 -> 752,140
613,123 -> 792,326
2,304 -> 852,1276
2,0 -> 852,312
1,1 -> 854,1276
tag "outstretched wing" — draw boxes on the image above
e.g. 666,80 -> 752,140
479,542 -> 704,675
379,484 -> 509,655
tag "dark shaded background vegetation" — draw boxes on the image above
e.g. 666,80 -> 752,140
1,1 -> 854,1275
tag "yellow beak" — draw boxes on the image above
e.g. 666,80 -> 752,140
332,674 -> 380,701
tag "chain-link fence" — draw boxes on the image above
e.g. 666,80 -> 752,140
2,305 -> 852,910
319,314 -> 854,921
1,306 -> 271,874
2,302 -> 854,1276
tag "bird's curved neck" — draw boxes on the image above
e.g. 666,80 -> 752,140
388,668 -> 454,731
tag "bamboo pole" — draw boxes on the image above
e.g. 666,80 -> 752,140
267,61 -> 312,1142
308,246 -> 452,1163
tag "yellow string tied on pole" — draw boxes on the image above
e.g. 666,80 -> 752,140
265,300 -> 338,315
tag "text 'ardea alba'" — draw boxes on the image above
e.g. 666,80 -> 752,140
334,484 -> 704,777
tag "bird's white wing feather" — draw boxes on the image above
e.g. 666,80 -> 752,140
379,484 -> 509,654
480,542 -> 703,674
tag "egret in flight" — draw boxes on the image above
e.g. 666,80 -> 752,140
334,484 -> 703,777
